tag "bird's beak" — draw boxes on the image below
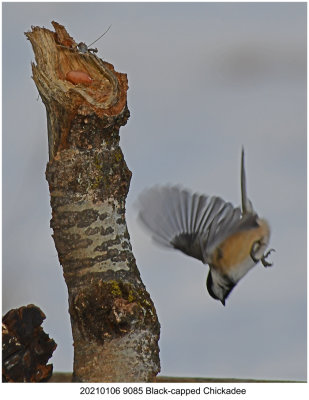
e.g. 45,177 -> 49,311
221,299 -> 226,306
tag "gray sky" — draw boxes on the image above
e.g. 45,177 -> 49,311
2,2 -> 306,381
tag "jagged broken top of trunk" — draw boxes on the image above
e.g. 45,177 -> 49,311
25,21 -> 129,158
26,21 -> 128,116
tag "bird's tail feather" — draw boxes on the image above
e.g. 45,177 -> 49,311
241,147 -> 254,214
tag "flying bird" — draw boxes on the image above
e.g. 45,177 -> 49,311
138,148 -> 274,305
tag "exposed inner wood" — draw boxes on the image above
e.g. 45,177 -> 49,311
25,21 -> 129,159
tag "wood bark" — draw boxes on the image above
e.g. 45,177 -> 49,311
25,22 -> 160,382
2,304 -> 56,382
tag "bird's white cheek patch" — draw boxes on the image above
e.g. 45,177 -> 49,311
229,256 -> 256,283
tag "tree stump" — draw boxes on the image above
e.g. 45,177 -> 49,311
25,21 -> 160,382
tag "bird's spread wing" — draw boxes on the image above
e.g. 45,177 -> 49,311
138,185 -> 258,264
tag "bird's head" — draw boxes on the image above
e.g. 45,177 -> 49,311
206,268 -> 235,306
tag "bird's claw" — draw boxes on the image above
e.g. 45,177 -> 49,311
261,248 -> 275,267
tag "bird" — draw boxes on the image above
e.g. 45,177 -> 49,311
137,148 -> 274,306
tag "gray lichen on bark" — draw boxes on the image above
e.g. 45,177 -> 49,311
25,22 -> 160,382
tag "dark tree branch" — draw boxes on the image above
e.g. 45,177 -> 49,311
2,305 -> 56,382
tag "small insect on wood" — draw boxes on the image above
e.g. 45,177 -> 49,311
77,25 -> 112,54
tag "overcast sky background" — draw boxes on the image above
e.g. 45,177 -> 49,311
2,2 -> 307,381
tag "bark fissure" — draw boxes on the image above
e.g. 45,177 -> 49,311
26,21 -> 160,382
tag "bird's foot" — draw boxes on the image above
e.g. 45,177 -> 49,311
261,248 -> 275,267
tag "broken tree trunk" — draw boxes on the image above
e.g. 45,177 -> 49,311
25,22 -> 160,382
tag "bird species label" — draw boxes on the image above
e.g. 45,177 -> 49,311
78,384 -> 247,397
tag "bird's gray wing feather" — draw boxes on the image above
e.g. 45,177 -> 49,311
138,185 -> 258,263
